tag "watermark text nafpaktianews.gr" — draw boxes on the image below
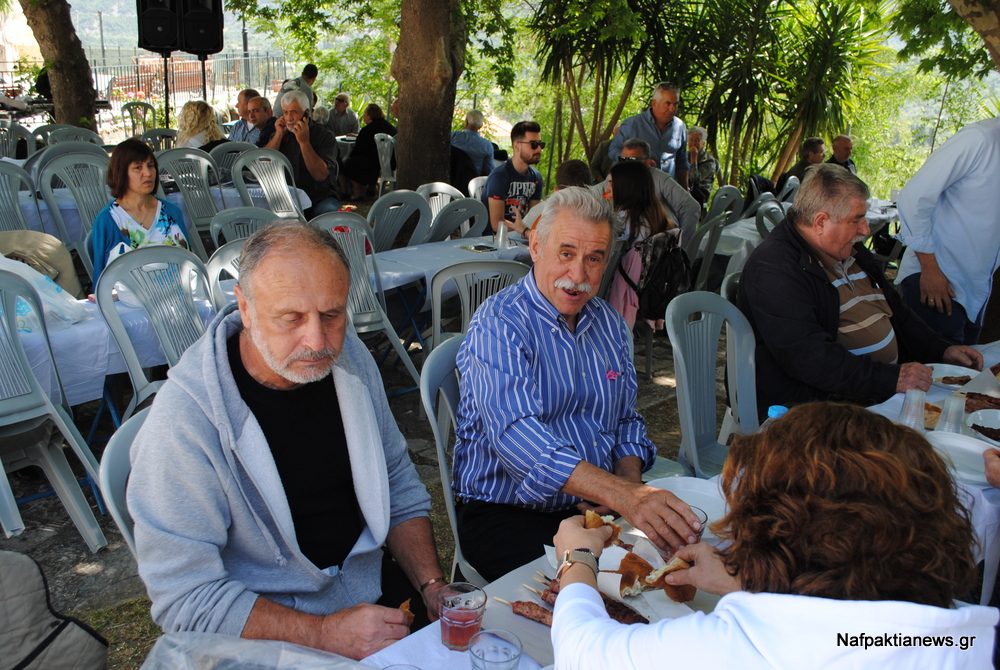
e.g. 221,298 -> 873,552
838,633 -> 977,651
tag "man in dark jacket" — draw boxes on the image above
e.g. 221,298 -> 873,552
737,163 -> 982,419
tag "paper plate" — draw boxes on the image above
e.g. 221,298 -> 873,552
645,477 -> 727,536
925,431 -> 991,487
930,363 -> 978,390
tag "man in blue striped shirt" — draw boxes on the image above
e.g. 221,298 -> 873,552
453,187 -> 702,581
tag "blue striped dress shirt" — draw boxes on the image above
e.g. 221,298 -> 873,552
453,270 -> 655,511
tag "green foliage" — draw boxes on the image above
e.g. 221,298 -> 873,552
891,0 -> 994,79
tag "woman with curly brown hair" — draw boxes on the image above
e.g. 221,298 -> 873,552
551,402 -> 997,668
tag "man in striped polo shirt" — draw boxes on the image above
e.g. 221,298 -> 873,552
738,163 -> 982,421
452,187 -> 702,582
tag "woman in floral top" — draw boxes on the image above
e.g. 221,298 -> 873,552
89,138 -> 192,283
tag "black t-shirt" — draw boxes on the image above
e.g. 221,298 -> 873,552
227,333 -> 362,569
278,120 -> 338,203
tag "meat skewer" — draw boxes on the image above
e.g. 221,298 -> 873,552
494,597 -> 553,627
525,582 -> 650,625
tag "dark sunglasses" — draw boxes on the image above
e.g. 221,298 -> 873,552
516,140 -> 545,150
335,97 -> 348,103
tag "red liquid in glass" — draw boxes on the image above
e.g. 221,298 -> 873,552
440,607 -> 483,650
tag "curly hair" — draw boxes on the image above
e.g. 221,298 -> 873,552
715,402 -> 976,609
176,100 -> 225,147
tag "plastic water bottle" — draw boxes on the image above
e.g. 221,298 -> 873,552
759,405 -> 788,431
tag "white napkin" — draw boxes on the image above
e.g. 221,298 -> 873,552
361,621 -> 543,670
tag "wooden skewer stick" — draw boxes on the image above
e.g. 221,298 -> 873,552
532,576 -> 549,586
536,570 -> 551,580
494,597 -> 512,606
523,584 -> 544,596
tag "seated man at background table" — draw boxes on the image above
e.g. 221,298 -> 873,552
263,90 -> 340,217
453,187 -> 702,582
325,91 -> 360,138
128,221 -> 448,660
227,89 -> 260,143
483,120 -> 544,235
686,125 -> 718,207
451,110 -> 495,176
775,136 -> 824,193
738,163 -> 982,420
245,96 -> 275,147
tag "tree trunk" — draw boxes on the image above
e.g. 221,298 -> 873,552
391,0 -> 466,190
948,0 -> 1000,71
19,0 -> 96,129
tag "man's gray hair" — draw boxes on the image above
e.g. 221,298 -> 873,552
465,110 -> 485,130
622,137 -> 651,158
653,82 -> 680,98
282,89 -> 311,112
689,126 -> 707,140
534,187 -> 620,244
250,96 -> 271,112
788,163 -> 870,228
238,220 -> 350,302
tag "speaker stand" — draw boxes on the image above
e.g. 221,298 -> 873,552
162,54 -> 171,127
200,56 -> 208,101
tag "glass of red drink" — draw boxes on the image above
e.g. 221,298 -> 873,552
439,582 -> 487,651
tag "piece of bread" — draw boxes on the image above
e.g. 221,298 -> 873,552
643,555 -> 691,589
924,402 -> 941,430
399,598 -> 415,627
662,582 -> 697,603
615,552 -> 655,597
584,510 -> 622,548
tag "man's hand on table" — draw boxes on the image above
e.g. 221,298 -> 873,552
618,483 -> 702,550
420,580 -> 447,622
663,543 -> 741,597
896,362 -> 932,394
319,603 -> 410,659
942,345 -> 984,371
984,448 -> 1000,489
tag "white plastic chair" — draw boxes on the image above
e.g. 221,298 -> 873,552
209,141 -> 257,183
374,133 -> 396,197
755,199 -> 785,239
99,407 -> 150,557
231,148 -> 306,220
468,176 -> 488,200
416,182 -> 465,220
0,269 -> 107,551
419,334 -> 487,586
38,152 -> 112,280
121,102 -> 157,136
95,245 -> 214,420
157,148 -> 221,260
666,290 -> 759,478
0,162 -> 38,232
716,272 -> 745,445
777,175 -> 800,203
206,239 -> 245,311
320,213 -> 421,388
743,191 -> 776,218
26,141 -> 108,186
31,123 -> 75,145
0,123 -> 36,158
428,260 -> 530,355
686,212 -> 728,292
47,127 -> 103,146
426,198 -> 489,243
703,184 -> 742,226
210,206 -> 275,247
366,190 -> 433,251
141,128 -> 177,152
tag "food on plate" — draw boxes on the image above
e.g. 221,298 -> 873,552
399,598 -> 414,627
644,555 -> 696,603
528,582 -> 648,624
924,403 -> 942,430
972,424 -> 1000,442
584,510 -> 622,548
938,375 -> 971,386
496,598 -> 553,627
612,552 -> 657,597
991,361 -> 1000,377
964,392 -> 1000,414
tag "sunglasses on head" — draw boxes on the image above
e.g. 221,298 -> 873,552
620,156 -> 644,162
517,140 -> 545,150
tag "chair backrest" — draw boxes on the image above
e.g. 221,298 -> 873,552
29,141 -> 108,185
426,198 -> 489,244
367,189 -> 433,251
47,127 -> 103,146
777,175 -> 800,203
140,128 -> 177,152
210,206 -> 275,247
320,213 -> 390,331
416,182 -> 465,219
209,141 -> 257,181
755,200 -> 784,239
0,162 -> 36,232
95,245 -> 213,419
419,334 -> 487,586
429,260 -> 530,353
468,176 -> 488,201
121,102 -> 157,136
666,291 -> 758,478
374,133 -> 396,195
743,191 -> 776,218
0,123 -> 36,158
231,148 -> 305,220
597,237 -> 626,300
685,212 -> 728,292
703,185 -> 742,226
157,148 -> 222,230
99,407 -> 150,557
722,271 -> 741,305
31,123 -> 76,144
206,238 -> 245,311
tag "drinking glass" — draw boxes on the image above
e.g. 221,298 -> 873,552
689,505 -> 709,539
439,582 -> 487,651
469,629 -> 522,670
898,388 -> 926,432
935,395 -> 966,434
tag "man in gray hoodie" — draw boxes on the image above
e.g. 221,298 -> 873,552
127,221 -> 447,659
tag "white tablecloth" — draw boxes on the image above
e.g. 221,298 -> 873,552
23,186 -> 312,243
375,237 -> 531,293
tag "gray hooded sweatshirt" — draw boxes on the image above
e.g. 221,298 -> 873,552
127,306 -> 431,636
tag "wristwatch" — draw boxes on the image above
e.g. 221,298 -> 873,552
555,548 -> 599,580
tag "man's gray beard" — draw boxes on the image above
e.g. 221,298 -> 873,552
244,310 -> 338,385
